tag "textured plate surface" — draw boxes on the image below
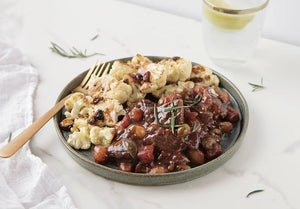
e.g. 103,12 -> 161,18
54,56 -> 249,185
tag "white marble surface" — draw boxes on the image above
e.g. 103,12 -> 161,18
7,0 -> 300,208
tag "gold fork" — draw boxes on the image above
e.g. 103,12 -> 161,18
0,61 -> 111,158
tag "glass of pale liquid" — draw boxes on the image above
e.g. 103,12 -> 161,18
202,0 -> 269,67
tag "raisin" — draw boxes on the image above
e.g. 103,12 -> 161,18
89,116 -> 97,125
95,109 -> 104,120
172,56 -> 180,61
136,73 -> 143,81
190,77 -> 203,83
92,97 -> 103,104
143,71 -> 151,82
123,78 -> 129,84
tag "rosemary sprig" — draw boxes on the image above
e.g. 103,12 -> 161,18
184,94 -> 202,105
159,124 -> 183,128
248,77 -> 265,92
246,189 -> 264,198
192,122 -> 200,132
49,42 -> 104,59
166,93 -> 177,134
154,104 -> 159,125
166,92 -> 175,107
171,112 -> 176,134
7,132 -> 12,143
90,34 -> 99,41
154,105 -> 182,129
164,105 -> 189,112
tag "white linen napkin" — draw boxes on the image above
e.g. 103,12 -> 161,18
0,11 -> 76,209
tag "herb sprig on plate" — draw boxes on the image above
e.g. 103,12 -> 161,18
248,77 -> 265,92
184,94 -> 202,105
154,92 -> 203,134
192,122 -> 200,132
154,95 -> 184,134
49,42 -> 104,59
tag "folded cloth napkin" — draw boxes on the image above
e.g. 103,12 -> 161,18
0,13 -> 76,209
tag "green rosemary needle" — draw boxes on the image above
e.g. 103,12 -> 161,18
192,122 -> 200,132
49,42 -> 104,59
159,124 -> 183,128
184,94 -> 202,105
90,34 -> 99,41
164,106 -> 189,112
248,77 -> 265,92
7,132 -> 12,143
171,112 -> 176,134
246,189 -> 264,198
154,104 -> 159,125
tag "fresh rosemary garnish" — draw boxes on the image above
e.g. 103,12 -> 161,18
7,132 -> 12,143
171,112 -> 176,134
49,42 -> 104,59
192,122 -> 200,132
154,104 -> 159,125
166,93 -> 177,134
184,94 -> 202,105
248,77 -> 265,92
246,189 -> 264,198
90,34 -> 99,41
155,104 -> 182,129
164,105 -> 189,112
159,124 -> 183,128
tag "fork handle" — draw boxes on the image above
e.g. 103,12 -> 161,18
0,96 -> 69,158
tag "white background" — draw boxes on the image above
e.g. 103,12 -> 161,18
119,0 -> 300,46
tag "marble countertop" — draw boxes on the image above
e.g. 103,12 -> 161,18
12,0 -> 300,208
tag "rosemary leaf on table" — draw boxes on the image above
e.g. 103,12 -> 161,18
248,77 -> 265,92
7,132 -> 12,143
90,34 -> 99,41
246,189 -> 264,198
49,42 -> 104,59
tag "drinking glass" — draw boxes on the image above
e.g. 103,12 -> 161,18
202,0 -> 269,67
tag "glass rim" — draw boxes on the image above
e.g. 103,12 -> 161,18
203,0 -> 269,15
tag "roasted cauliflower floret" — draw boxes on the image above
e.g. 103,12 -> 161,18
88,99 -> 125,127
139,63 -> 167,93
71,118 -> 89,131
68,127 -> 91,149
90,126 -> 115,146
64,93 -> 92,118
152,84 -> 178,98
127,54 -> 152,69
105,81 -> 132,104
123,74 -> 146,104
87,75 -> 116,95
159,57 -> 192,83
68,118 -> 91,149
87,75 -> 132,104
178,81 -> 194,88
190,65 -> 219,86
110,60 -> 137,80
152,81 -> 195,98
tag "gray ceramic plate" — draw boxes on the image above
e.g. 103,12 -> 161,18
54,56 -> 249,185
